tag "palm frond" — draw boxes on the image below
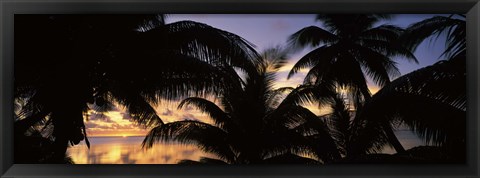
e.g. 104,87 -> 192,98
90,96 -> 116,113
441,21 -> 465,59
401,15 -> 465,59
357,39 -> 418,63
322,94 -> 352,155
262,153 -> 322,164
279,84 -> 335,108
259,128 -> 335,163
265,87 -> 294,108
288,26 -> 339,50
258,45 -> 291,72
352,44 -> 400,86
110,89 -> 163,127
142,120 -> 236,163
199,157 -> 229,164
147,20 -> 260,74
15,110 -> 51,135
300,50 -> 370,102
178,157 -> 228,164
347,117 -> 390,155
112,50 -> 243,101
287,44 -> 340,79
359,57 -> 465,147
315,14 -> 392,37
284,107 -> 340,162
137,14 -> 166,32
331,52 -> 371,105
178,97 -> 231,129
359,25 -> 404,42
262,104 -> 340,162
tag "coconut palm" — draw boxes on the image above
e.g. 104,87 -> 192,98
356,55 -> 466,162
142,47 -> 341,164
401,14 -> 466,60
14,129 -> 75,164
318,94 -> 354,157
288,14 -> 417,102
287,14 -> 418,154
354,15 -> 466,162
14,14 -> 259,162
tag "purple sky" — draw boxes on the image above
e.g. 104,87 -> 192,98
166,14 -> 451,89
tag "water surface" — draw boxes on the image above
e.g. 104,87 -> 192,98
68,131 -> 427,164
67,136 -> 214,164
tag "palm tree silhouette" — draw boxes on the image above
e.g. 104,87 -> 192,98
287,14 -> 418,154
355,14 -> 466,162
14,129 -> 75,164
401,14 -> 465,60
318,94 -> 354,157
356,55 -> 465,162
142,46 -> 341,164
14,14 -> 259,163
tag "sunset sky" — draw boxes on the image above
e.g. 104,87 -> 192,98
84,14 -> 449,137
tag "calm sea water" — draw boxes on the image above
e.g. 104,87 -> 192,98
67,136 -> 214,164
67,130 -> 426,164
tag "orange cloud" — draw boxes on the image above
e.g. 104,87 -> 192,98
85,99 -> 216,137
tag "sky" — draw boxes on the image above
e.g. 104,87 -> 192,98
84,14 -> 451,137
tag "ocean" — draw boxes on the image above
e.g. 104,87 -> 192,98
67,136 -> 213,164
67,130 -> 426,164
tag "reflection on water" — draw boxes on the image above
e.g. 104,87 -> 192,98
67,136 -> 213,164
68,131 -> 427,164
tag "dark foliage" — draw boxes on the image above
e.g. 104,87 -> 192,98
143,47 -> 340,164
14,14 -> 258,163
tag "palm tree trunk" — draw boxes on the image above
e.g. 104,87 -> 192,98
52,135 -> 69,163
49,107 -> 80,163
362,86 -> 405,153
382,122 -> 406,153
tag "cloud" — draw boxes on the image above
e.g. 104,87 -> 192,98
181,149 -> 196,157
85,122 -> 112,130
270,19 -> 291,31
85,122 -> 99,128
86,98 -> 216,136
121,112 -> 133,121
162,155 -> 172,162
111,123 -> 138,130
89,113 -> 116,123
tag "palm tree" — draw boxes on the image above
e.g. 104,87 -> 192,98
401,14 -> 465,60
14,129 -> 75,164
14,14 -> 259,163
356,55 -> 466,162
354,14 -> 466,162
142,47 -> 341,164
318,94 -> 354,157
287,14 -> 417,154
